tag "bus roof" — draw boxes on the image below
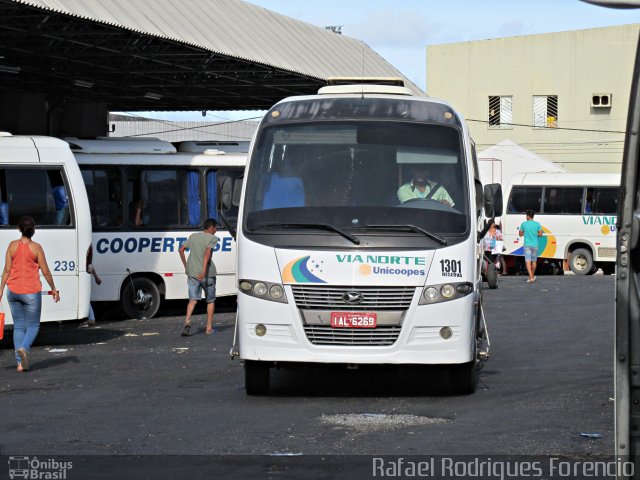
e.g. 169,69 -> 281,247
0,135 -> 76,164
175,140 -> 250,153
264,93 -> 464,130
317,84 -> 413,96
65,137 -> 176,154
73,151 -> 247,167
507,172 -> 620,187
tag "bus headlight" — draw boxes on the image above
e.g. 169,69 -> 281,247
269,284 -> 284,299
423,287 -> 439,303
253,282 -> 268,296
440,284 -> 455,298
419,282 -> 473,305
239,279 -> 288,304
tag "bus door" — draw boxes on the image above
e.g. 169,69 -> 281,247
609,5 -> 640,475
207,167 -> 242,296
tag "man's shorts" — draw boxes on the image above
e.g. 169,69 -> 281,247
524,246 -> 539,262
187,276 -> 216,303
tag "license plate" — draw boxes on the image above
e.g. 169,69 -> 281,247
330,312 -> 377,328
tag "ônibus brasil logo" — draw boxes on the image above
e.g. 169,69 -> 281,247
8,456 -> 73,479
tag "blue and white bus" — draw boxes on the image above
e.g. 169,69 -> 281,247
69,138 -> 246,319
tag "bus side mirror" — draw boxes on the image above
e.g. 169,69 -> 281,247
232,178 -> 242,207
483,183 -> 503,218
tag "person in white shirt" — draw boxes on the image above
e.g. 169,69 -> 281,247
397,166 -> 454,206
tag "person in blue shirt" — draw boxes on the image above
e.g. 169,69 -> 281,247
519,209 -> 543,283
52,185 -> 69,225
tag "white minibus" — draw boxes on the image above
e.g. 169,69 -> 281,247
0,134 -> 92,332
501,172 -> 619,275
68,138 -> 246,319
234,80 -> 500,394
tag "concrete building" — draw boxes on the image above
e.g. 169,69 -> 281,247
427,24 -> 640,173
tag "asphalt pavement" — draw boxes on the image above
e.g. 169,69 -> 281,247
0,275 -> 615,478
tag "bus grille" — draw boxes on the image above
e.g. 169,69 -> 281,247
303,325 -> 402,346
291,285 -> 415,310
597,247 -> 616,259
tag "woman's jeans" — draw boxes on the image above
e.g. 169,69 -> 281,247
8,289 -> 42,364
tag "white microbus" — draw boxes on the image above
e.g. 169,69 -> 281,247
0,134 -> 92,330
234,81 -> 500,394
68,138 -> 246,319
501,172 -> 620,275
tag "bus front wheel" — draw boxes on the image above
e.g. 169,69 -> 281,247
245,360 -> 270,395
569,248 -> 594,275
486,263 -> 498,289
121,277 -> 161,320
448,361 -> 476,394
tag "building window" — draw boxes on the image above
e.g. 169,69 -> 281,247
488,95 -> 513,129
533,95 -> 558,128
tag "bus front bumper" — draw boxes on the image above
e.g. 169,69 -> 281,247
237,293 -> 477,365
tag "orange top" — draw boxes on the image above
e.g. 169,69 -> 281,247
7,240 -> 42,294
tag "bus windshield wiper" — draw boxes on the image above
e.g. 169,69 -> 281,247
252,222 -> 360,245
362,224 -> 448,246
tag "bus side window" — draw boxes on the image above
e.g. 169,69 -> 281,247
129,169 -> 201,228
543,187 -> 583,214
590,187 -> 619,214
507,186 -> 542,214
0,169 -> 7,225
47,170 -> 69,225
206,170 -> 218,222
184,170 -> 201,227
4,168 -> 74,227
82,168 -> 122,229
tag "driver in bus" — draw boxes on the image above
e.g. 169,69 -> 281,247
397,166 -> 454,206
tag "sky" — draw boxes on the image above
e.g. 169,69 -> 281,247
125,0 -> 640,121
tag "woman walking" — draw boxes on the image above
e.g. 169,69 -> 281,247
0,216 -> 60,371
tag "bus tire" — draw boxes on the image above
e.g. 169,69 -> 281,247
486,263 -> 498,289
121,277 -> 161,320
449,361 -> 476,394
245,360 -> 270,395
569,248 -> 594,276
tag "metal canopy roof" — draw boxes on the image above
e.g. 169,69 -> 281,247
0,0 -> 422,111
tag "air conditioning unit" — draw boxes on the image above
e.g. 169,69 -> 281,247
591,93 -> 612,108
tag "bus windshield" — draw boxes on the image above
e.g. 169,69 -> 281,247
244,121 -> 469,238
